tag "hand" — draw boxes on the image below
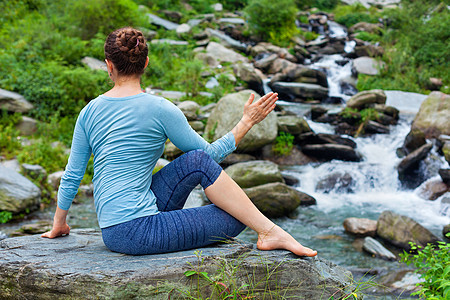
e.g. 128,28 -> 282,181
41,223 -> 70,239
242,92 -> 278,127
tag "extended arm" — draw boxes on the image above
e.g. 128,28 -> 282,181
162,92 -> 278,162
42,115 -> 92,238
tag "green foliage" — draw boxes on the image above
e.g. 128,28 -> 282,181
272,132 -> 294,156
360,108 -> 378,123
81,156 -> 95,185
65,0 -> 147,39
355,2 -> 449,93
298,0 -> 338,10
400,236 -> 450,299
177,59 -> 203,96
299,29 -> 320,41
355,31 -> 381,43
17,140 -> 68,174
334,4 -> 379,28
244,0 -> 298,46
0,124 -> 21,158
0,211 -> 13,224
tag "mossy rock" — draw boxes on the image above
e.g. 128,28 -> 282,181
412,91 -> 450,139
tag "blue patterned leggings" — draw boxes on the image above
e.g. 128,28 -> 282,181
101,150 -> 246,255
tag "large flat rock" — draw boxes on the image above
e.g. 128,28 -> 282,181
0,229 -> 353,299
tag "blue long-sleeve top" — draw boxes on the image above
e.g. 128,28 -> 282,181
57,93 -> 236,228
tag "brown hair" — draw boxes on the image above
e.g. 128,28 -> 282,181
104,27 -> 148,76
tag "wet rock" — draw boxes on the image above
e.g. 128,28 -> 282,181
282,174 -> 299,186
412,91 -> 450,139
15,116 -> 38,136
205,41 -> 248,65
287,67 -> 328,88
301,144 -> 362,162
21,164 -> 46,181
377,270 -> 422,297
349,22 -> 382,34
344,218 -> 377,237
277,116 -> 312,136
260,145 -> 316,166
397,143 -> 432,180
47,171 -> 65,190
0,88 -> 34,113
296,132 -> 357,149
316,172 -> 355,193
177,101 -> 200,121
81,56 -> 107,72
220,153 -> 256,168
352,56 -> 385,76
0,229 -> 353,299
310,106 -> 328,121
147,13 -> 179,30
205,90 -> 277,152
377,210 -> 440,250
439,169 -> 450,185
244,182 -> 312,217
218,18 -> 245,26
0,166 -> 41,214
444,224 -> 450,237
232,63 -> 263,93
205,77 -> 219,89
362,237 -> 396,260
271,82 -> 329,101
417,178 -> 449,200
0,231 -> 7,241
363,120 -> 390,134
224,161 -> 284,188
346,89 -> 386,110
399,129 -> 426,156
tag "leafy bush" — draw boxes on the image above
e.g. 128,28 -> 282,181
334,4 -> 379,28
272,132 -> 294,156
0,125 -> 21,158
355,31 -> 381,43
17,140 -> 68,174
0,211 -> 13,224
244,0 -> 298,45
298,0 -> 338,10
400,236 -> 450,299
65,0 -> 147,39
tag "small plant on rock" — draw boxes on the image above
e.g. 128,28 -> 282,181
272,132 -> 294,156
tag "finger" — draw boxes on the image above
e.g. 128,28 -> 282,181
246,93 -> 255,106
261,93 -> 278,109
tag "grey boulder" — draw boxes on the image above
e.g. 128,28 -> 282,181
0,88 -> 34,113
0,166 -> 41,213
224,160 -> 284,188
0,229 -> 353,299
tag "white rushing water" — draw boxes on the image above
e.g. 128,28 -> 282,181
288,118 -> 450,230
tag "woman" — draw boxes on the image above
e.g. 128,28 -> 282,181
42,27 -> 317,257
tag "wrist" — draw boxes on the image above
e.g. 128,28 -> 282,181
240,116 -> 254,128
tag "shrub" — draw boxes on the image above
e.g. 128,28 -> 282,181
298,0 -> 338,10
334,4 -> 379,28
0,124 -> 21,158
272,132 -> 294,156
400,235 -> 450,299
64,0 -> 147,40
244,0 -> 298,46
17,140 -> 68,174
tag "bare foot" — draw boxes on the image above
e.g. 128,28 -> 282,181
256,225 -> 317,257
